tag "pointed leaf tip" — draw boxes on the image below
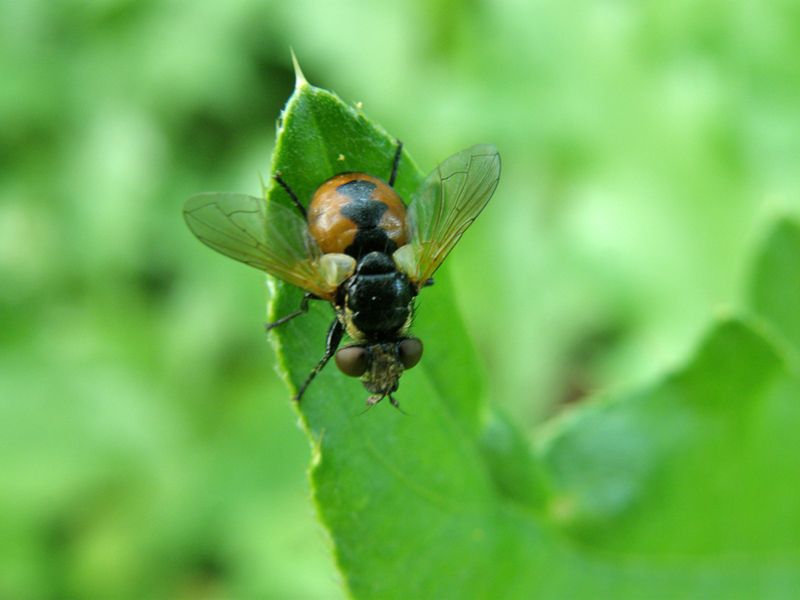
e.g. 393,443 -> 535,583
290,49 -> 308,88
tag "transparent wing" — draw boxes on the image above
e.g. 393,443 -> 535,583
402,144 -> 500,288
183,193 -> 336,300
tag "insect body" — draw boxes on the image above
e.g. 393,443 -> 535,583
184,142 -> 500,409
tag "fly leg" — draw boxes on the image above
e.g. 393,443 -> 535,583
389,140 -> 403,187
293,318 -> 344,402
272,171 -> 307,218
265,292 -> 316,330
387,393 -> 407,414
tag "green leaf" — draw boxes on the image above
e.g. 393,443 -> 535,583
749,217 -> 800,355
542,318 -> 789,550
541,316 -> 800,593
266,73 -> 800,598
266,74 -> 552,599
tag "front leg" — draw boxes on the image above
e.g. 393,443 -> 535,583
293,318 -> 344,402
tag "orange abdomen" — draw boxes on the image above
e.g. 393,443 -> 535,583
307,173 -> 408,257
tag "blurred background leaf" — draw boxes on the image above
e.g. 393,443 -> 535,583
2,0 -> 800,598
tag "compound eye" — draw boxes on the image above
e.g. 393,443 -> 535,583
335,346 -> 369,377
398,338 -> 423,370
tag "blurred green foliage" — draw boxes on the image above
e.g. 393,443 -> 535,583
2,0 -> 800,598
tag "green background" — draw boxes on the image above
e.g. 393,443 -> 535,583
2,1 -> 799,598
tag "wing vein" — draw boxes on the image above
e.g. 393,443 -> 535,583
403,144 -> 500,288
183,192 -> 335,300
